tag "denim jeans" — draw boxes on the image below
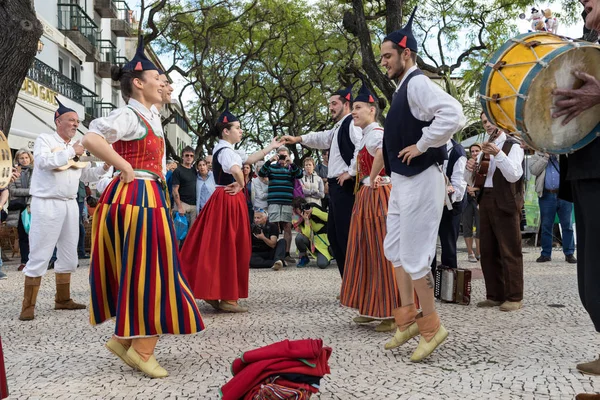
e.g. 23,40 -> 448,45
539,191 -> 575,257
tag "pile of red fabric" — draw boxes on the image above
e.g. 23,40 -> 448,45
0,336 -> 8,399
221,338 -> 332,400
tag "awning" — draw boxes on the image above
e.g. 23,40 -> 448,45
8,101 -> 87,150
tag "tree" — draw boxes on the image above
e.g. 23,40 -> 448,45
0,1 -> 43,136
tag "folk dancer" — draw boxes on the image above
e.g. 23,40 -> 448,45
179,101 -> 281,313
83,40 -> 205,378
379,7 -> 466,361
339,82 -> 402,332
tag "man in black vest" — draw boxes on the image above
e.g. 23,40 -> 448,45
281,86 -> 362,279
551,0 -> 600,377
378,7 -> 466,363
431,139 -> 467,275
465,112 -> 525,312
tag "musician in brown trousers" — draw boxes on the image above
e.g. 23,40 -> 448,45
551,0 -> 600,386
465,112 -> 525,312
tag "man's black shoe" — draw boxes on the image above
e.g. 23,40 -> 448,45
565,254 -> 577,264
536,255 -> 552,263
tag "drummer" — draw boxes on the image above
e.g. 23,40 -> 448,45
465,112 -> 525,312
551,0 -> 600,378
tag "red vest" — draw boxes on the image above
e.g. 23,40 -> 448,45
112,108 -> 164,179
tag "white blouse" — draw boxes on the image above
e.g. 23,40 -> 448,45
87,99 -> 167,178
353,122 -> 385,185
212,140 -> 248,185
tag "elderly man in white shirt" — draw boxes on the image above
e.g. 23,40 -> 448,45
281,86 -> 362,279
18,99 -> 109,321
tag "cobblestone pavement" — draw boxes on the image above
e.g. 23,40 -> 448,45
0,246 -> 598,399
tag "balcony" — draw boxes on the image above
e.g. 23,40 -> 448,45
94,102 -> 118,118
27,58 -> 98,126
111,1 -> 134,37
94,0 -> 118,19
58,4 -> 99,61
95,40 -> 117,78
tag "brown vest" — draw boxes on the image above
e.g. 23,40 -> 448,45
490,137 -> 524,214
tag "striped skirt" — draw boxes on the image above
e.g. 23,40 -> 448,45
89,178 -> 205,338
340,184 -> 402,319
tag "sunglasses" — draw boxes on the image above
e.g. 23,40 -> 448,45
253,208 -> 266,213
183,154 -> 195,157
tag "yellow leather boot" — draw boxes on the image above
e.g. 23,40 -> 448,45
19,276 -> 42,321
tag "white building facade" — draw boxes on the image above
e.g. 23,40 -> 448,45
10,0 -> 192,156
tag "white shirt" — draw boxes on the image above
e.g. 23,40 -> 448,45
301,114 -> 362,178
395,65 -> 467,154
212,140 -> 248,185
443,140 -> 467,203
30,132 -> 107,200
464,132 -> 524,187
87,99 -> 166,178
352,122 -> 384,186
251,176 -> 269,209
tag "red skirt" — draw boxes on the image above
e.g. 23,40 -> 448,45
0,336 -> 7,399
180,187 -> 251,300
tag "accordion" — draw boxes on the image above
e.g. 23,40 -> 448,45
434,267 -> 472,305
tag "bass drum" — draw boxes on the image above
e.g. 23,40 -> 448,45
480,32 -> 600,154
0,131 -> 12,189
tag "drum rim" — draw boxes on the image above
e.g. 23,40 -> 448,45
516,41 -> 600,154
479,32 -> 562,131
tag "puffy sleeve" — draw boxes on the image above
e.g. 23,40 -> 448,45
365,128 -> 384,156
218,148 -> 244,174
87,107 -> 139,144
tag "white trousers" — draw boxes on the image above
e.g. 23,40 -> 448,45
23,197 -> 79,277
384,165 -> 445,280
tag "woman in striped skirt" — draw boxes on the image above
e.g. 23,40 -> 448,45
340,82 -> 403,332
82,40 -> 204,378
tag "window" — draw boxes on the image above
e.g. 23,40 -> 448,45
112,89 -> 119,106
71,65 -> 79,83
58,57 -> 64,75
95,79 -> 102,98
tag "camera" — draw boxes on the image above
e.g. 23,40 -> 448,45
252,224 -> 263,235
300,203 -> 312,212
278,154 -> 287,161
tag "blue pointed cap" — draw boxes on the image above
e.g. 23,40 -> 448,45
218,99 -> 239,124
54,97 -> 77,121
384,6 -> 418,53
123,36 -> 159,72
334,84 -> 353,102
354,81 -> 378,104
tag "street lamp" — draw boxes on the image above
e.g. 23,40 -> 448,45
37,40 -> 44,54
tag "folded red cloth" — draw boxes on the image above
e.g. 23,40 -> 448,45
0,337 -> 8,400
221,339 -> 331,400
232,339 -> 324,375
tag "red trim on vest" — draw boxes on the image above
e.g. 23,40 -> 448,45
398,36 -> 407,48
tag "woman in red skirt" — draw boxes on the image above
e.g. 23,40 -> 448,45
82,40 -> 204,378
179,102 -> 281,313
340,82 -> 404,332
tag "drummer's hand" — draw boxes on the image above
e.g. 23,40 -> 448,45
552,71 -> 600,125
482,142 -> 500,156
466,158 -> 476,172
72,142 -> 85,156
398,144 -> 423,165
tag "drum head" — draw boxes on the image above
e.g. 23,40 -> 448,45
524,46 -> 600,153
0,131 -> 12,189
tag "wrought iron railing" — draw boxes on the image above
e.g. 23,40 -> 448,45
115,55 -> 129,65
115,0 -> 133,26
27,58 -> 97,107
98,40 -> 117,63
57,3 -> 99,48
94,102 -> 118,118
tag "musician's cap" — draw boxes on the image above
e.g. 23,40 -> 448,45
383,6 -> 418,53
217,99 -> 239,124
334,84 -> 354,102
54,97 -> 77,121
123,36 -> 160,72
354,80 -> 378,104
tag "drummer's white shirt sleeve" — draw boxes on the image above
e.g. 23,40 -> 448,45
398,66 -> 466,153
